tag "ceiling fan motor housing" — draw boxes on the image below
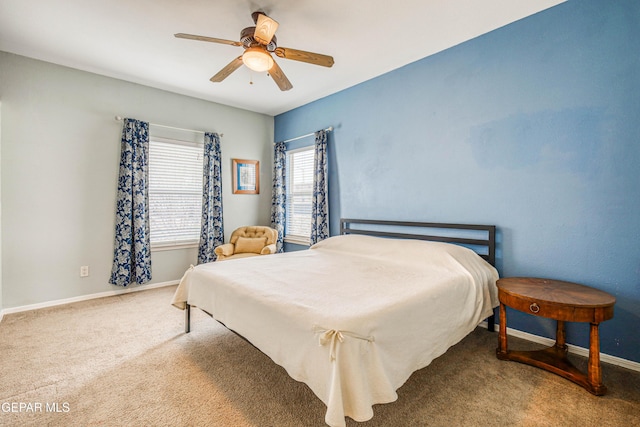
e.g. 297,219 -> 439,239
240,27 -> 277,51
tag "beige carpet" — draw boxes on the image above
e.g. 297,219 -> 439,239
0,285 -> 638,427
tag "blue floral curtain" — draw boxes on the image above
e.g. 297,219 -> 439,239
310,130 -> 329,245
109,118 -> 152,286
198,132 -> 224,263
271,141 -> 287,253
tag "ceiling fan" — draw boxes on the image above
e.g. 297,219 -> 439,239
175,11 -> 334,91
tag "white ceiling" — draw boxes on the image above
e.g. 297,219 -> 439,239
0,0 -> 564,116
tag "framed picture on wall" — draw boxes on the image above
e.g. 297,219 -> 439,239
232,159 -> 260,194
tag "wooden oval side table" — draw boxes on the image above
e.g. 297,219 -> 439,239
496,277 -> 615,395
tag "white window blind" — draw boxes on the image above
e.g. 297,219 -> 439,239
285,147 -> 314,244
148,138 -> 203,249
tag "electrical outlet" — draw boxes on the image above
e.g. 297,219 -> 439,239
80,266 -> 89,277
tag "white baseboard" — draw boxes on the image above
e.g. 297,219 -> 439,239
479,320 -> 640,373
0,280 -> 178,319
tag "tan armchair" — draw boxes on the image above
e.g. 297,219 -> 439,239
214,226 -> 278,261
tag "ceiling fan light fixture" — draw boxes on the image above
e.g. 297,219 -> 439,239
242,47 -> 274,72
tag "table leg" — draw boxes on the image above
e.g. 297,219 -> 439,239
555,320 -> 568,353
497,302 -> 508,357
587,322 -> 606,395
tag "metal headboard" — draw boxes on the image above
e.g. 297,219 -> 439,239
340,218 -> 496,266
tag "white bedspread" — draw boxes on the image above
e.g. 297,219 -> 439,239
171,234 -> 499,426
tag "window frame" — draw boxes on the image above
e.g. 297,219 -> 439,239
148,136 -> 204,251
284,145 -> 314,246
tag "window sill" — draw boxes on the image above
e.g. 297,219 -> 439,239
284,236 -> 310,246
151,242 -> 199,252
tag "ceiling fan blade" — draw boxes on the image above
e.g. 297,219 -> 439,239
210,56 -> 244,82
274,47 -> 334,68
175,33 -> 242,47
269,60 -> 293,91
254,13 -> 279,45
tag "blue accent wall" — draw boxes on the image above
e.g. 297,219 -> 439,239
275,0 -> 640,363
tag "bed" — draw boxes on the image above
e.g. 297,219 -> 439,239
171,219 -> 499,427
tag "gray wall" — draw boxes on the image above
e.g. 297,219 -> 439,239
0,100 -> 3,316
0,52 -> 274,308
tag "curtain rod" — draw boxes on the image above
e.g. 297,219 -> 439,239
278,126 -> 333,144
114,116 -> 223,137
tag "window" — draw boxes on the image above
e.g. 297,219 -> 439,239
285,146 -> 314,245
148,137 -> 203,249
